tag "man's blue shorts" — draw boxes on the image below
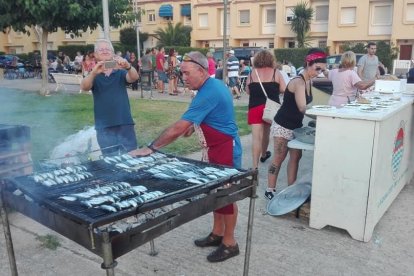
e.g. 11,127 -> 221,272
228,76 -> 238,88
157,70 -> 168,83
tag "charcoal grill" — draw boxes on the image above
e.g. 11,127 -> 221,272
1,152 -> 258,276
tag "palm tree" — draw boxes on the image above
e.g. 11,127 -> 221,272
154,22 -> 192,47
290,1 -> 314,48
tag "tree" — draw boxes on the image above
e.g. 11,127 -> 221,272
342,41 -> 399,71
290,1 -> 314,48
119,27 -> 149,55
154,22 -> 192,47
0,0 -> 134,95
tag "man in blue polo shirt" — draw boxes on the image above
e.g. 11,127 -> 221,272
131,51 -> 242,263
80,38 -> 139,155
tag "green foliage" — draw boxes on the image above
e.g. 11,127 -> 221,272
274,48 -> 329,68
164,46 -> 209,56
342,42 -> 366,54
290,1 -> 314,48
36,234 -> 61,250
119,27 -> 149,55
0,0 -> 134,35
154,22 -> 192,47
341,41 -> 399,71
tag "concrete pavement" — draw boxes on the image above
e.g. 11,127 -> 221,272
1,77 -> 413,275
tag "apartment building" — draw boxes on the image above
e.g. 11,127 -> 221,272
1,0 -> 413,60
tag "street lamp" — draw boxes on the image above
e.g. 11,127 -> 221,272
133,4 -> 141,59
102,0 -> 110,39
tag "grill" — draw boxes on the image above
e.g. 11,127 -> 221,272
1,150 -> 258,276
0,124 -> 32,178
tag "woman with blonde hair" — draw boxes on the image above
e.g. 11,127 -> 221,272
246,50 -> 286,170
327,51 -> 376,107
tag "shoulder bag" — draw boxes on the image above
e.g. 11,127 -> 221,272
254,69 -> 281,124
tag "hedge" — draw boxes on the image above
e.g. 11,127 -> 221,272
274,48 -> 329,68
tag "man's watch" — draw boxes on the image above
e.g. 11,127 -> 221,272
147,142 -> 156,151
126,64 -> 132,70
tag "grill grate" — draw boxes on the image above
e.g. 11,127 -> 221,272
6,152 -> 248,226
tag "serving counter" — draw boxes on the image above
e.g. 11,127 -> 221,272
306,95 -> 414,242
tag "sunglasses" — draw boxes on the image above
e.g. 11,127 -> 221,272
183,54 -> 207,69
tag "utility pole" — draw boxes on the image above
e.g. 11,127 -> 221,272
222,0 -> 228,84
134,7 -> 141,59
102,0 -> 110,40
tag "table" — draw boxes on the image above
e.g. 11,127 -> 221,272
288,139 -> 314,151
306,96 -> 414,241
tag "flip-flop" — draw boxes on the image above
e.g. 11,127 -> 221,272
260,151 -> 271,163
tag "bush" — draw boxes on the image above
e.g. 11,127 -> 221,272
163,46 -> 209,56
274,48 -> 329,68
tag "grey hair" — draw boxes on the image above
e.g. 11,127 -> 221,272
94,38 -> 114,53
186,51 -> 208,69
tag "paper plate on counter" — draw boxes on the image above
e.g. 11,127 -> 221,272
342,103 -> 362,109
312,105 -> 335,111
359,106 -> 383,113
267,182 -> 312,216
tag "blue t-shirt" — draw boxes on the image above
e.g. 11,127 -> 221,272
92,70 -> 134,130
181,78 -> 242,168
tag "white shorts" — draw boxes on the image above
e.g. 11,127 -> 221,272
270,122 -> 295,140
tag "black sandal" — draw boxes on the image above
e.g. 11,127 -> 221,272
194,233 -> 223,247
260,151 -> 272,163
207,243 -> 240,262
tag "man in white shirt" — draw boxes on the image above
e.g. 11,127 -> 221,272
227,50 -> 241,99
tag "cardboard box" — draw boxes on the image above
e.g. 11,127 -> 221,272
375,79 -> 407,93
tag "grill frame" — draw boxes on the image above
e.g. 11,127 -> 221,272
1,154 -> 258,275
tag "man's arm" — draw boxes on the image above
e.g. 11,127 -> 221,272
80,61 -> 107,91
129,119 -> 193,156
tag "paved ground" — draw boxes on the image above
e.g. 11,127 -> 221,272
1,78 -> 413,275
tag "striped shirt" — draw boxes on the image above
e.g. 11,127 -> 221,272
227,55 -> 239,78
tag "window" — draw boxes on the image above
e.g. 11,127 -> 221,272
372,4 -> 392,25
286,7 -> 294,23
288,41 -> 295,48
315,5 -> 329,22
239,10 -> 250,24
407,3 -> 414,21
184,16 -> 191,25
269,42 -> 274,49
148,10 -> 156,22
199,13 -> 208,28
340,7 -> 356,25
242,42 -> 249,47
318,41 -> 327,48
266,9 -> 276,24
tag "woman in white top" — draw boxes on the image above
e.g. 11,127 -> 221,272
327,51 -> 375,107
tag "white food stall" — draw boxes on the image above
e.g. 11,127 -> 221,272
306,94 -> 414,242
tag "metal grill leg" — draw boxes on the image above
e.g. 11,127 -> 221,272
243,195 -> 256,276
0,190 -> 19,276
244,173 -> 258,276
101,232 -> 117,276
149,239 -> 158,256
